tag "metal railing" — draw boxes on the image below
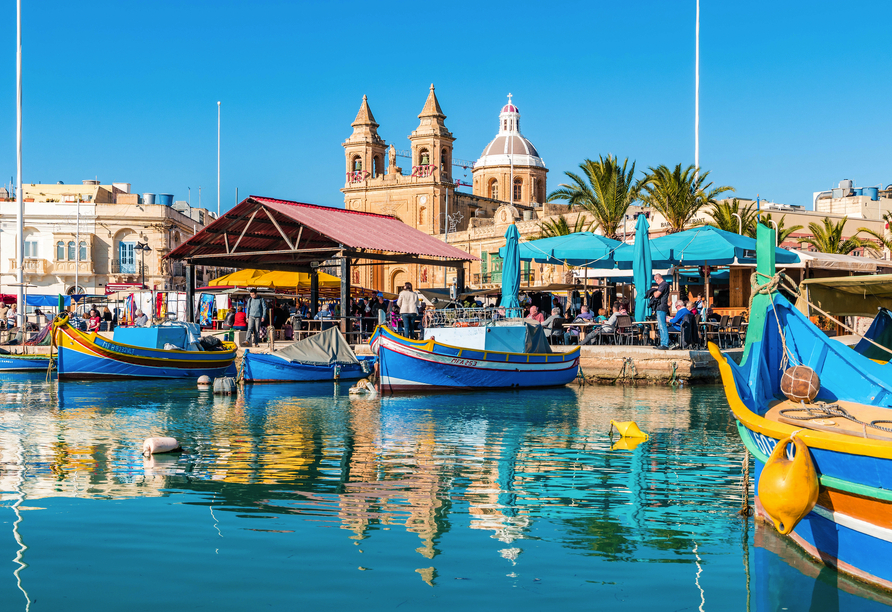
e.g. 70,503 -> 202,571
111,260 -> 144,275
473,271 -> 533,285
421,306 -> 525,329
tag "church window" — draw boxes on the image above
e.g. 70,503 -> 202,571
373,155 -> 382,178
56,241 -> 65,260
502,120 -> 507,131
352,156 -> 362,172
514,178 -> 522,201
68,241 -> 76,261
419,206 -> 425,225
440,148 -> 449,178
490,179 -> 499,200
420,149 -> 430,166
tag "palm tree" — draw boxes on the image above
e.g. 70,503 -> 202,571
537,213 -> 596,239
748,213 -> 804,245
797,216 -> 879,255
706,198 -> 757,234
857,211 -> 892,253
547,155 -> 642,240
640,164 -> 734,233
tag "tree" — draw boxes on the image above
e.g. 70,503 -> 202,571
797,216 -> 879,255
537,213 -> 596,239
640,164 -> 734,233
748,213 -> 804,245
857,211 -> 892,253
547,155 -> 642,240
706,198 -> 757,234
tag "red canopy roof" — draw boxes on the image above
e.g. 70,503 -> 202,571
166,196 -> 476,272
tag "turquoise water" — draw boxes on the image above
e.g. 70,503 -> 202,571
0,375 -> 888,611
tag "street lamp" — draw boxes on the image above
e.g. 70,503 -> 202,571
134,242 -> 151,288
731,212 -> 742,235
769,219 -> 779,247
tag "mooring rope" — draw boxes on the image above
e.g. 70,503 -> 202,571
779,401 -> 892,434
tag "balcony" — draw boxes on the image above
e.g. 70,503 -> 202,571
473,271 -> 534,286
111,259 -> 145,275
51,260 -> 95,276
8,258 -> 50,276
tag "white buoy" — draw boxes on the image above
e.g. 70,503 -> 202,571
197,375 -> 211,388
213,377 -> 237,395
143,437 -> 181,456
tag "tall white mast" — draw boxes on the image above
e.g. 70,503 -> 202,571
217,101 -> 221,218
508,93 -> 513,207
695,0 -> 700,179
16,0 -> 24,324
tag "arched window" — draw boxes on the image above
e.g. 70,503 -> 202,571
373,155 -> 381,178
418,206 -> 425,225
67,241 -> 75,261
352,156 -> 362,172
513,178 -> 523,201
502,120 -> 507,131
419,149 -> 430,166
56,241 -> 65,260
490,179 -> 499,200
79,241 -> 87,261
440,148 -> 449,178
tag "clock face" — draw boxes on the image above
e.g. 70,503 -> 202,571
420,196 -> 427,204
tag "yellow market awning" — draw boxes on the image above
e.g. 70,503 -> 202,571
796,274 -> 892,317
207,269 -> 271,287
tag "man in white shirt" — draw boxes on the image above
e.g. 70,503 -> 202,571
396,282 -> 421,339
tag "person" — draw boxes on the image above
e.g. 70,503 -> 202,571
542,307 -> 566,343
692,293 -> 705,315
245,288 -> 267,347
232,307 -> 248,330
653,273 -> 670,350
397,282 -> 420,339
370,293 -> 388,325
6,304 -> 17,329
563,306 -> 594,345
133,309 -> 149,327
581,305 -> 620,345
595,308 -> 608,322
668,300 -> 692,332
527,305 -> 545,324
102,306 -> 114,331
551,297 -> 564,317
0,302 -> 7,329
616,301 -> 628,316
314,304 -> 332,320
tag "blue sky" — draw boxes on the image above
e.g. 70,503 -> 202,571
4,1 -> 891,213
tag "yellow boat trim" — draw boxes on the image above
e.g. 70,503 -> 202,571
709,342 -> 892,460
375,325 -> 580,360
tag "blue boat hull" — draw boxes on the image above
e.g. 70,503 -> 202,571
371,326 -> 579,393
243,351 -> 373,383
0,355 -> 51,371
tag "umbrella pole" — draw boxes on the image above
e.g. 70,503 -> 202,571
705,261 -> 710,315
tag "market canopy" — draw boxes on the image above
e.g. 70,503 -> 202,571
795,275 -> 892,317
614,225 -> 799,268
499,232 -> 623,268
788,249 -> 892,273
208,268 -> 341,289
167,196 -> 477,272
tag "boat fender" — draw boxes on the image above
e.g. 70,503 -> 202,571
349,378 -> 376,395
213,377 -> 238,395
758,435 -> 819,535
197,375 -> 212,388
143,437 -> 181,456
781,366 -> 820,403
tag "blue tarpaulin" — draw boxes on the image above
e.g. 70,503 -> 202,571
500,224 -> 522,315
26,294 -> 75,307
633,214 -> 653,321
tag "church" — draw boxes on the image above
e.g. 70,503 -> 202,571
342,85 -> 571,294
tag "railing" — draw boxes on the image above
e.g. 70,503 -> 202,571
422,306 -> 525,329
8,258 -> 49,275
111,259 -> 144,275
51,260 -> 94,275
473,271 -> 533,285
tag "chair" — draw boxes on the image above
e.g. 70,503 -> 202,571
546,317 -> 566,345
727,315 -> 744,348
615,315 -> 641,345
705,315 -> 728,348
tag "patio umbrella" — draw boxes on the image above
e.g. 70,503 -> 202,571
632,214 -> 653,321
499,232 -> 622,268
207,268 -> 270,287
499,223 -> 522,316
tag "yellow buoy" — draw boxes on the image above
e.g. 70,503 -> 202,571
758,435 -> 819,535
609,420 -> 649,440
611,437 -> 647,451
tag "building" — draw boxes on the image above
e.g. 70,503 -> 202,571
341,86 -> 551,293
0,180 -> 218,297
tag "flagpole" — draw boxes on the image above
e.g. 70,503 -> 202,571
16,0 -> 24,325
217,101 -> 221,218
694,0 -> 700,179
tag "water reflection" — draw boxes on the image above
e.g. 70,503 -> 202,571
0,374 -> 880,609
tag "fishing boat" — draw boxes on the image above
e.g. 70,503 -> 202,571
711,224 -> 892,591
0,351 -> 50,372
53,314 -> 237,380
370,319 -> 580,393
243,327 -> 374,383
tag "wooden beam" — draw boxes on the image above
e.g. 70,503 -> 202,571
262,206 -> 294,250
190,247 -> 341,259
231,209 -> 259,254
223,233 -> 230,254
293,226 -> 304,250
342,250 -> 469,268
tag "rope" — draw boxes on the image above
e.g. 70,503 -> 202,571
750,271 -> 803,370
738,449 -> 752,517
780,401 -> 892,434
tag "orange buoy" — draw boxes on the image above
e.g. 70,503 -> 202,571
758,435 -> 819,535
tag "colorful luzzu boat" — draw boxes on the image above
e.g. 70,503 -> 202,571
53,314 -> 237,380
370,322 -> 580,393
712,224 -> 892,591
0,353 -> 51,372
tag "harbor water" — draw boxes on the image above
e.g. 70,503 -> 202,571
1,374 -> 889,610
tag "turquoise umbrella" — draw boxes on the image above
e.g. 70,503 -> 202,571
633,214 -> 653,321
499,223 -> 522,316
499,232 -> 622,268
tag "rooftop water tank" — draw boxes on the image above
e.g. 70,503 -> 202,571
143,193 -> 156,205
157,193 -> 174,206
865,187 -> 879,201
82,179 -> 100,186
839,179 -> 854,191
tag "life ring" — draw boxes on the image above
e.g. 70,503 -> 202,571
453,321 -> 479,328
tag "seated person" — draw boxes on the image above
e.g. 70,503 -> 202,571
134,310 -> 149,327
668,300 -> 692,332
526,305 -> 545,323
87,308 -> 102,332
580,306 -> 620,345
563,306 -> 594,345
232,307 -> 248,331
594,308 -> 607,322
541,308 -> 566,341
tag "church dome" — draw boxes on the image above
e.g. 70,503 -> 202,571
475,95 -> 545,170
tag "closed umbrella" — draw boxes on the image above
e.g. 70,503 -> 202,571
500,223 -> 522,316
633,214 -> 653,321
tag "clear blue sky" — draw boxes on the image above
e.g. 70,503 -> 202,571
4,1 -> 891,213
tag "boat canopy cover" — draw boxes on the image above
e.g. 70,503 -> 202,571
854,308 -> 892,362
273,326 -> 359,365
796,274 -> 892,317
522,321 -> 552,353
